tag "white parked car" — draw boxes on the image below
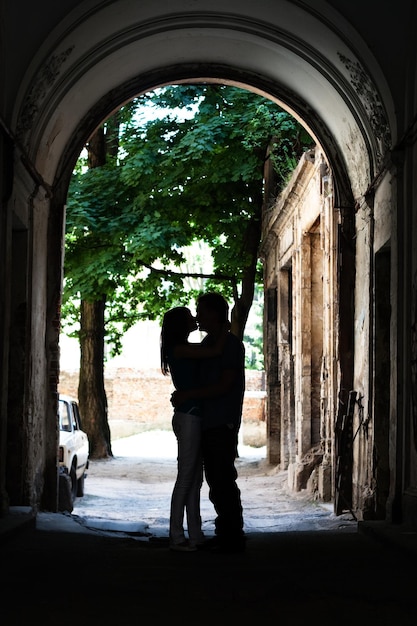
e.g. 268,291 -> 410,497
58,394 -> 89,512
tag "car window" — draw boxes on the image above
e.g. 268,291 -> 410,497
71,402 -> 80,430
59,401 -> 72,432
72,402 -> 84,430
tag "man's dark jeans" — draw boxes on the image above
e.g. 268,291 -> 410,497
202,425 -> 244,541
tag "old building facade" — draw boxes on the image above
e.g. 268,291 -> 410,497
261,149 -> 337,502
262,142 -> 395,521
1,1 -> 417,529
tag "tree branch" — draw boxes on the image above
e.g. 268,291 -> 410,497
138,259 -> 236,284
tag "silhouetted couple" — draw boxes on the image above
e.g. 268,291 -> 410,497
160,292 -> 245,553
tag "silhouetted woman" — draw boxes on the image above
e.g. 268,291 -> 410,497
161,306 -> 226,551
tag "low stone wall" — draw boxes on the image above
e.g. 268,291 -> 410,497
58,367 -> 266,444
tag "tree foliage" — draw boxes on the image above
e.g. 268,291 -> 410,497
63,84 -> 312,354
62,85 -> 313,457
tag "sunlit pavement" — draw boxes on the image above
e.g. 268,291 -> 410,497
67,431 -> 358,539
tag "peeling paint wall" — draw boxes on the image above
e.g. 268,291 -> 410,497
261,148 -> 338,502
261,146 -> 403,521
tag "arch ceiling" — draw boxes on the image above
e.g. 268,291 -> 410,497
14,0 -> 393,201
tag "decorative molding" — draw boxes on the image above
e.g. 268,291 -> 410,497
16,47 -> 74,143
338,53 -> 391,164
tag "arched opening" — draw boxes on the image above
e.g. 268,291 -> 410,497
56,82 -> 316,523
49,73 -> 356,522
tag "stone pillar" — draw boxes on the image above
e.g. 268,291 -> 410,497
0,128 -> 13,516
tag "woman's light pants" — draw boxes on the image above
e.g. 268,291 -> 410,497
170,411 -> 205,546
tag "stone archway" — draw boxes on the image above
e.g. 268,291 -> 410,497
8,1 -> 394,512
15,3 -> 392,188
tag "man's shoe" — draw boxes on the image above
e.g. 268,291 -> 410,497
198,536 -> 246,553
196,537 -> 220,551
169,540 -> 197,552
214,539 -> 246,554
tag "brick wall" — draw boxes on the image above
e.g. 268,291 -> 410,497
59,368 -> 266,436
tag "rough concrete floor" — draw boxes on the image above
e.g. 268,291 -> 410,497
1,511 -> 417,625
2,433 -> 417,626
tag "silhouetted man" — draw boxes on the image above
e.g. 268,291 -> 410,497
194,292 -> 246,552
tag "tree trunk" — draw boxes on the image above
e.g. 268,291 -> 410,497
230,149 -> 267,341
78,298 -> 112,459
78,124 -> 113,459
230,196 -> 262,341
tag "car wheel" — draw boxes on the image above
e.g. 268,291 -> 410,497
58,472 -> 74,513
70,463 -> 78,501
77,472 -> 85,497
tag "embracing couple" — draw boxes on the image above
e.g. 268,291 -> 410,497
160,292 -> 246,554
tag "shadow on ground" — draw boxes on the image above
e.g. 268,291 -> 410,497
1,518 -> 417,626
2,432 -> 417,625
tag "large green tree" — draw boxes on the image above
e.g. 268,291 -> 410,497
63,84 -> 313,457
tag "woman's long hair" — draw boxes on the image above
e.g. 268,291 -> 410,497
160,307 -> 191,376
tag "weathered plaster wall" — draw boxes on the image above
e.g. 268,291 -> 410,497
261,148 -> 338,502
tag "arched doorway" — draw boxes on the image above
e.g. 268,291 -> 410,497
7,2 -> 394,516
